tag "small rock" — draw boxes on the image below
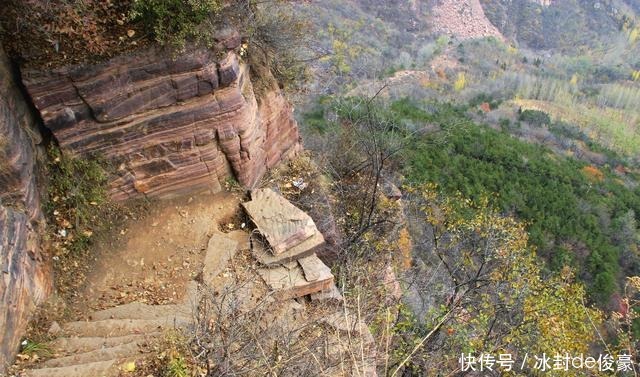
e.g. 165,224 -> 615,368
48,321 -> 62,336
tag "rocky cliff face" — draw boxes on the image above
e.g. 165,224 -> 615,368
0,48 -> 52,369
22,42 -> 301,201
0,32 -> 301,370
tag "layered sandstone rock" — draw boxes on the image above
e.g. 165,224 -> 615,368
242,188 -> 320,255
0,47 -> 51,370
21,45 -> 300,201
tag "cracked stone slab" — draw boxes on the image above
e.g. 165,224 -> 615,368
311,284 -> 343,303
251,231 -> 324,267
242,188 -> 318,255
257,254 -> 333,300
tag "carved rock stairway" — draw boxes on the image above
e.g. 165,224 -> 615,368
18,283 -> 346,377
18,297 -> 195,377
17,189 -> 371,376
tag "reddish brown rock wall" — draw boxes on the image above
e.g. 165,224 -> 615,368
22,47 -> 301,201
0,47 -> 51,371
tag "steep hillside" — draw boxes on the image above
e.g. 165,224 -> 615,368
480,0 -> 637,52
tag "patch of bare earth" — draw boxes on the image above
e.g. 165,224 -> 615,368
79,191 -> 243,314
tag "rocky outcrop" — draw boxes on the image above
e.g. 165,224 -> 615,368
0,47 -> 51,371
241,189 -> 337,300
242,188 -> 320,255
21,44 -> 301,201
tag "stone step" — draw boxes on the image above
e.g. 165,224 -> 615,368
62,316 -> 191,338
202,233 -> 239,284
50,333 -> 159,355
90,302 -> 191,321
225,230 -> 251,251
251,231 -> 323,267
181,280 -> 200,306
21,358 -> 125,377
257,254 -> 334,300
43,341 -> 143,368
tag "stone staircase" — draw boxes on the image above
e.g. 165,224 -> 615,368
17,297 -> 196,377
15,188 -> 372,376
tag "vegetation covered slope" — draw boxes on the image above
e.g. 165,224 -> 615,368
300,93 -> 639,374
304,96 -> 640,308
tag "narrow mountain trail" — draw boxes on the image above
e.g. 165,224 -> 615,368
12,189 -> 377,376
81,192 -> 242,312
10,191 -> 242,376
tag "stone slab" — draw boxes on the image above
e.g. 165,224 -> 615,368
257,254 -> 333,300
242,188 -> 318,255
310,284 -> 343,303
203,233 -> 238,284
251,231 -> 324,267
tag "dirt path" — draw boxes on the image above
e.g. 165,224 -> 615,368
79,191 -> 243,315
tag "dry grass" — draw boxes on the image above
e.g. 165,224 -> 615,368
512,98 -> 640,155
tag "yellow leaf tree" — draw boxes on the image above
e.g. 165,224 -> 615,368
396,184 -> 603,375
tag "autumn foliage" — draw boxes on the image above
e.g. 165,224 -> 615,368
582,165 -> 605,182
398,184 -> 602,374
0,0 -> 146,67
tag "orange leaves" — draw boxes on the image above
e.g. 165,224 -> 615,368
582,165 -> 605,183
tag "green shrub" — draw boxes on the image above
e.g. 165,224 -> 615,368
498,117 -> 513,132
166,355 -> 189,377
518,108 -> 551,127
46,147 -> 110,297
129,0 -> 222,49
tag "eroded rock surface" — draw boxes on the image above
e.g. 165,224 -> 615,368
0,46 -> 51,371
22,46 -> 300,201
243,188 -> 320,255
